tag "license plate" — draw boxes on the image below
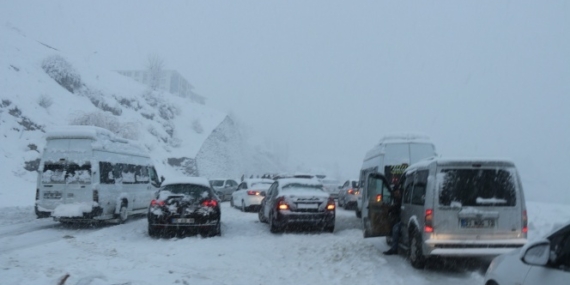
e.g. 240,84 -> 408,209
172,218 -> 195,224
460,218 -> 495,228
297,203 -> 319,209
43,191 -> 62,199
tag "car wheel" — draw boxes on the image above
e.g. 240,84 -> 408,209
148,224 -> 160,238
355,208 -> 362,218
241,200 -> 246,212
269,212 -> 282,233
116,203 -> 128,224
324,223 -> 335,233
258,207 -> 267,223
409,229 -> 426,269
230,197 -> 234,207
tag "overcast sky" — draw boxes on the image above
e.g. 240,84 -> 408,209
2,1 -> 569,203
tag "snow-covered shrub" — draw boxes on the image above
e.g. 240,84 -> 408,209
38,94 -> 53,108
192,119 -> 203,134
80,88 -> 122,116
70,111 -> 139,140
41,55 -> 81,93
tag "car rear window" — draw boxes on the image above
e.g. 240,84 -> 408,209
282,183 -> 323,192
210,180 -> 224,187
161,184 -> 211,199
351,181 -> 359,188
438,168 -> 517,207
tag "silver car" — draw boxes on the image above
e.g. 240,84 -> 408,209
363,158 -> 528,269
484,221 -> 570,285
337,179 -> 359,210
209,178 -> 238,201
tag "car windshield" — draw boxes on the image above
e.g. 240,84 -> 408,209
161,184 -> 211,199
438,168 -> 517,207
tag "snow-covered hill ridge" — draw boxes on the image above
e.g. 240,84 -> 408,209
0,24 -> 283,207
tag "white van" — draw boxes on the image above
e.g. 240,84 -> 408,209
35,126 -> 163,224
357,134 -> 437,217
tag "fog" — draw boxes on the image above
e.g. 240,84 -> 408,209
2,0 -> 569,204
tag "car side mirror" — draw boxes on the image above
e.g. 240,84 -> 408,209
521,240 -> 550,266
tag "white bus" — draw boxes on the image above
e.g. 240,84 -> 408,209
356,134 -> 437,218
35,126 -> 163,224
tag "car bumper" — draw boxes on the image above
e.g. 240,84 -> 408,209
52,206 -> 104,221
425,238 -> 527,257
244,196 -> 264,207
275,210 -> 335,227
148,212 -> 220,227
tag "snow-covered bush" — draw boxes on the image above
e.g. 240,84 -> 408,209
70,111 -> 139,140
80,88 -> 122,116
37,94 -> 53,108
192,119 -> 203,134
41,55 -> 81,93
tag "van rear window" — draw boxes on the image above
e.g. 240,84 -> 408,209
438,168 -> 516,207
42,163 -> 91,184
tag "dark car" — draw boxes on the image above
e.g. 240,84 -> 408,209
259,178 -> 335,233
148,177 -> 221,238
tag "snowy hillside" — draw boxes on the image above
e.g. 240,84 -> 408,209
0,24 -> 283,207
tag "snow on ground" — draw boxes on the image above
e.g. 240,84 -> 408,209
1,201 -> 569,285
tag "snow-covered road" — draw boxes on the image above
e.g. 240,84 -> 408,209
2,202 -> 569,285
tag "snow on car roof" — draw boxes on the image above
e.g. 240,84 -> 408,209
162,177 -> 211,188
278,178 -> 322,188
244,178 -> 274,184
44,126 -> 149,157
378,133 -> 432,144
407,157 -> 516,171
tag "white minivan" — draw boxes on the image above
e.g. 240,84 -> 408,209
35,126 -> 163,224
357,134 -> 437,218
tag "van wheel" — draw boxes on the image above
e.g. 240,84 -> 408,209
409,229 -> 426,269
117,204 -> 128,224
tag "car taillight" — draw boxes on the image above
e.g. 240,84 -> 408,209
522,210 -> 528,234
277,197 -> 289,210
247,190 -> 261,196
150,199 -> 165,207
424,209 -> 434,233
326,198 -> 335,211
375,194 -> 382,203
93,190 -> 99,203
201,199 -> 218,208
36,189 -> 39,200
348,189 -> 355,195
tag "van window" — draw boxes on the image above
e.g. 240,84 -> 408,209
135,165 -> 149,184
42,163 -> 66,184
66,163 -> 91,184
409,143 -> 436,164
100,162 -> 115,184
384,144 -> 410,165
411,170 -> 428,205
42,162 -> 91,184
368,176 -> 392,203
439,168 -> 517,207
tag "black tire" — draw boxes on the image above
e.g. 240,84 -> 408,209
269,212 -> 282,233
35,206 -> 51,219
148,224 -> 160,238
258,207 -> 267,223
355,208 -> 362,218
201,222 -> 221,237
116,203 -> 128,224
409,229 -> 426,269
